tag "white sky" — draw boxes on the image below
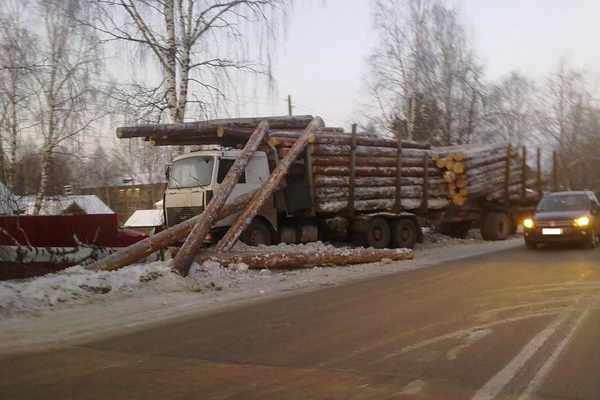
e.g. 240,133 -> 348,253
258,0 -> 600,129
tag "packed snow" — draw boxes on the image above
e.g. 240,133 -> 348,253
0,230 -> 523,353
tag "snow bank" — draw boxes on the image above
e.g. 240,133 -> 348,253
0,232 -> 523,352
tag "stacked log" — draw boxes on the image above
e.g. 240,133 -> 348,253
269,130 -> 449,212
430,143 -> 540,206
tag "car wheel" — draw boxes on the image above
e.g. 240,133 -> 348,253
525,240 -> 537,250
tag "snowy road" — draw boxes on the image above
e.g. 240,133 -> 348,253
2,240 -> 600,399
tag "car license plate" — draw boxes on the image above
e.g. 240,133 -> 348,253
542,228 -> 563,235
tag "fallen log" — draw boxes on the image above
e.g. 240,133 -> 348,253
84,188 -> 260,272
195,247 -> 414,269
171,120 -> 270,276
0,244 -> 161,266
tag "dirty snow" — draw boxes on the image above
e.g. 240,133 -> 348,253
0,231 -> 523,353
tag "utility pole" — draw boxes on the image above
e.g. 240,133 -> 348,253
287,95 -> 292,116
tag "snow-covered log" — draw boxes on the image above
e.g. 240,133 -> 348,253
0,244 -> 161,266
195,247 -> 414,269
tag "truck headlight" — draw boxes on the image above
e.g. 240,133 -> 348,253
523,218 -> 534,229
575,216 -> 590,227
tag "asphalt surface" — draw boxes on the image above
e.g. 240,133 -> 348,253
2,241 -> 600,399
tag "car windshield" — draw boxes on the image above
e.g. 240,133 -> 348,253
169,156 -> 214,189
536,194 -> 588,212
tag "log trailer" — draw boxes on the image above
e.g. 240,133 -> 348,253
117,115 -> 550,249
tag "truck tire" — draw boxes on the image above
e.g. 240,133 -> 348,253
481,212 -> 510,241
391,219 -> 418,249
354,217 -> 390,249
240,219 -> 272,246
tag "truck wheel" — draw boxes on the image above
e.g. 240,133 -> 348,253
355,217 -> 390,249
240,219 -> 272,247
481,212 -> 510,241
391,219 -> 418,248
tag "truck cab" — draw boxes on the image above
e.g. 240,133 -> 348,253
164,149 -> 278,243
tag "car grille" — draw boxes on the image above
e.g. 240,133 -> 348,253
535,220 -> 573,228
166,206 -> 204,227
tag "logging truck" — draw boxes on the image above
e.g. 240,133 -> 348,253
117,115 -> 549,250
164,147 -> 425,249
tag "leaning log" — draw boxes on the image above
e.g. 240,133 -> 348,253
84,189 -> 260,272
171,121 -> 270,276
195,247 -> 414,269
215,117 -> 325,251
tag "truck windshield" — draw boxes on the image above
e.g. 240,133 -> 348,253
169,156 -> 214,189
537,194 -> 588,212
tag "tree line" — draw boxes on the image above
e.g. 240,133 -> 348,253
1,0 -> 599,216
363,0 -> 600,191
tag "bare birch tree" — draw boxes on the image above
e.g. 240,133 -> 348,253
29,0 -> 107,214
85,0 -> 291,128
480,72 -> 536,147
538,61 -> 599,190
363,0 -> 482,145
0,0 -> 36,193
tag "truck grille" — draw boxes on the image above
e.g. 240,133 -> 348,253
166,206 -> 204,227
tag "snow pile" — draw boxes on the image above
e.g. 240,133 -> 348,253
0,234 -> 515,320
0,233 -> 523,351
0,241 -> 346,318
0,262 -> 188,317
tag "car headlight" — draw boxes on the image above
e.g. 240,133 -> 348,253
575,216 -> 590,227
523,218 -> 534,229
